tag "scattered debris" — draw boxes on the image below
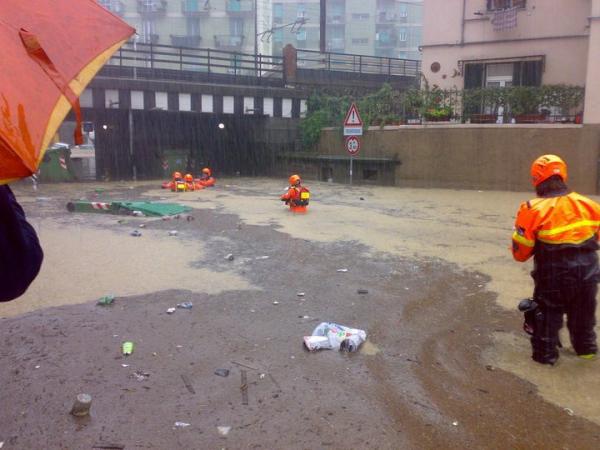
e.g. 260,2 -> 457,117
304,322 -> 367,352
139,224 -> 145,228
250,309 -> 256,313
166,308 -> 176,314
357,289 -> 369,294
217,426 -> 231,436
130,230 -> 142,237
241,370 -> 249,405
452,421 -> 459,426
130,370 -> 150,381
564,408 -> 574,416
186,215 -> 194,222
272,301 -> 280,305
121,364 -> 129,368
360,197 -> 365,200
297,292 -> 305,297
168,230 -> 178,236
34,365 -> 40,369
214,368 -> 230,378
97,294 -> 115,306
231,360 -> 258,371
225,253 -> 235,261
485,365 -> 494,371
174,422 -> 190,428
122,341 -> 134,356
132,210 -> 144,217
181,374 -> 196,394
255,256 -> 269,260
336,268 -> 348,273
92,443 -> 125,450
177,302 -> 193,309
259,373 -> 266,379
70,393 -> 92,417
298,315 -> 310,319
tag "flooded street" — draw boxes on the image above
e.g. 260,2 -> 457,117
1,179 -> 600,449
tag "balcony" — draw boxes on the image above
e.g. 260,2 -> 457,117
181,0 -> 210,16
326,38 -> 345,52
214,34 -> 244,50
140,33 -> 160,44
170,34 -> 202,47
226,0 -> 253,16
327,14 -> 345,25
137,0 -> 167,16
98,0 -> 126,16
377,11 -> 398,24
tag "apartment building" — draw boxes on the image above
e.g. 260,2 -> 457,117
269,0 -> 422,58
99,0 -> 423,59
98,0 -> 269,54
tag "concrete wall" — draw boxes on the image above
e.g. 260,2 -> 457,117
316,124 -> 600,193
421,0 -> 591,89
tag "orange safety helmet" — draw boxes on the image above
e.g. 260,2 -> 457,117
289,174 -> 301,185
173,171 -> 182,179
531,154 -> 568,187
202,168 -> 211,176
184,173 -> 193,182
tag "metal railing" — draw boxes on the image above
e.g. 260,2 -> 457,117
296,49 -> 421,78
107,42 -> 284,79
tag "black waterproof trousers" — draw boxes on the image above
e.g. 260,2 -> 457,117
531,244 -> 599,364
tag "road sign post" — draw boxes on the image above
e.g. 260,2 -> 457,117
343,104 -> 363,184
345,135 -> 361,185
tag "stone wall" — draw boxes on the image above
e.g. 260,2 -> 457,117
316,124 -> 600,194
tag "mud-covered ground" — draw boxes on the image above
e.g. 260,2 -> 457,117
1,179 -> 600,449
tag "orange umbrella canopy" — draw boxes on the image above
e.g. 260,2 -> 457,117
0,0 -> 135,184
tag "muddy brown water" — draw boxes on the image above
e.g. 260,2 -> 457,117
1,180 -> 599,449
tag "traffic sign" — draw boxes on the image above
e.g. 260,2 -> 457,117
345,136 -> 361,156
343,103 -> 363,136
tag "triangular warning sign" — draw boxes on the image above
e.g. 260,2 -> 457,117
344,103 -> 363,127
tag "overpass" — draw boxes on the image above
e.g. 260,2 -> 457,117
71,43 -> 421,180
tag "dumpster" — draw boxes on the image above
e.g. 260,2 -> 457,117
38,143 -> 76,182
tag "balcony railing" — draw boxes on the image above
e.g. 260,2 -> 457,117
377,12 -> 397,23
375,36 -> 398,48
137,0 -> 167,15
327,14 -> 345,25
181,0 -> 210,16
226,0 -> 253,15
214,34 -> 244,49
170,34 -> 202,47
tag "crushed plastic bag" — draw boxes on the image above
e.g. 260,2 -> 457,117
303,322 -> 367,352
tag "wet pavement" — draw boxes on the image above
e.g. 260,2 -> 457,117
1,179 -> 599,449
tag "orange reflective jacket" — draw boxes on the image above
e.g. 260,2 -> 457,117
512,192 -> 600,262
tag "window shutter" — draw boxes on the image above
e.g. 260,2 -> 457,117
464,63 -> 484,89
521,60 -> 542,86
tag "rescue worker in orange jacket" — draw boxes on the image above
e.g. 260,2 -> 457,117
184,173 -> 195,191
281,174 -> 310,213
511,154 -> 600,365
198,167 -> 216,187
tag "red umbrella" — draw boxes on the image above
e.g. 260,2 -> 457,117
0,0 -> 135,183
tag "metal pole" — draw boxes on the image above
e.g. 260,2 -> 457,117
320,0 -> 326,53
129,109 -> 137,181
254,0 -> 258,73
349,156 -> 353,185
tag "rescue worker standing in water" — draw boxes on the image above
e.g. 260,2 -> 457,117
281,174 -> 310,213
512,154 -> 600,365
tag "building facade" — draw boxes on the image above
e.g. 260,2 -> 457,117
421,1 -> 595,93
98,0 -> 423,59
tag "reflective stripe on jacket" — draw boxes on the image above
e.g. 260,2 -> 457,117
512,192 -> 600,262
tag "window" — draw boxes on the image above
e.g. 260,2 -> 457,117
273,3 -> 283,23
352,38 -> 368,45
464,59 -> 542,89
230,18 -> 244,36
398,29 -> 407,41
351,13 -> 369,20
186,17 -> 200,36
297,3 -> 306,18
487,0 -> 526,11
296,30 -> 307,41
